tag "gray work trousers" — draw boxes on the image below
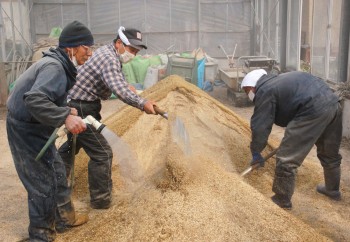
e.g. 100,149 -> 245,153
7,115 -> 75,242
272,103 -> 343,199
58,99 -> 113,208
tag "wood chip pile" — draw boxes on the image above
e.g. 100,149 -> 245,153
57,75 -> 346,242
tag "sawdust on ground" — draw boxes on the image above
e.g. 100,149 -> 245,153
56,75 -> 350,241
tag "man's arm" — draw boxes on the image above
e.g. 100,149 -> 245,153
250,94 -> 276,153
103,61 -> 147,110
24,63 -> 86,133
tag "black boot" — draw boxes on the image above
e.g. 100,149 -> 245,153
272,175 -> 295,210
55,202 -> 89,233
56,213 -> 89,233
271,194 -> 292,210
316,166 -> 341,201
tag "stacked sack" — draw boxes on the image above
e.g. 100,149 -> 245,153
122,54 -> 167,91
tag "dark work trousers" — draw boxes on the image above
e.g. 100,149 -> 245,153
6,115 -> 75,242
58,99 -> 113,208
272,102 -> 343,200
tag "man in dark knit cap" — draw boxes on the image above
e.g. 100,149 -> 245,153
7,20 -> 94,241
58,26 -> 157,210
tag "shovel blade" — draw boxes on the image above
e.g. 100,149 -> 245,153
172,116 -> 192,155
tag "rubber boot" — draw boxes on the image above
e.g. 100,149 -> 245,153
271,194 -> 292,210
316,166 -> 341,201
56,212 -> 88,233
90,200 -> 111,209
271,175 -> 295,210
56,203 -> 89,233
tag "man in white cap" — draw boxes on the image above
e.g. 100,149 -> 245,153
58,26 -> 157,210
7,20 -> 94,241
241,69 -> 342,210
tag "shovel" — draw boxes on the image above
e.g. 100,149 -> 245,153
154,106 -> 168,119
154,105 -> 191,155
240,148 -> 278,176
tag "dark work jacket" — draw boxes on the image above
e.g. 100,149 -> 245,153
7,47 -> 76,128
7,47 -> 77,160
250,71 -> 339,153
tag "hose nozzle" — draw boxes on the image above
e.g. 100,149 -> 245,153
83,115 -> 106,133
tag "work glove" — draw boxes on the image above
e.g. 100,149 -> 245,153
251,152 -> 264,167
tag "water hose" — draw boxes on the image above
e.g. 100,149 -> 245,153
35,128 -> 61,161
70,134 -> 77,187
35,116 -> 105,161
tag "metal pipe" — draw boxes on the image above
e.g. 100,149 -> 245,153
250,0 -> 255,56
10,0 -> 16,59
225,0 -> 228,50
338,0 -> 350,83
259,0 -> 264,55
286,0 -> 291,66
296,0 -> 302,71
198,0 -> 200,49
18,0 -> 25,57
0,2 -> 7,61
325,0 -> 333,80
279,0 -> 288,71
86,0 -> 91,29
267,0 -> 270,56
169,0 -> 172,48
2,61 -> 34,63
144,0 -> 147,54
60,0 -> 63,27
118,0 -> 121,26
275,0 -> 279,61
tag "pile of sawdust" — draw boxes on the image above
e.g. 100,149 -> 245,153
57,75 -> 331,241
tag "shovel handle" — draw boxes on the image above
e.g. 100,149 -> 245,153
260,148 -> 278,163
240,148 -> 278,176
153,105 -> 166,116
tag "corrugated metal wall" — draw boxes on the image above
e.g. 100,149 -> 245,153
30,0 -> 253,58
0,0 -> 349,83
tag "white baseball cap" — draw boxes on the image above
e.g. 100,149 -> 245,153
241,69 -> 267,88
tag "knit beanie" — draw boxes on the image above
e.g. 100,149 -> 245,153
59,21 -> 94,48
